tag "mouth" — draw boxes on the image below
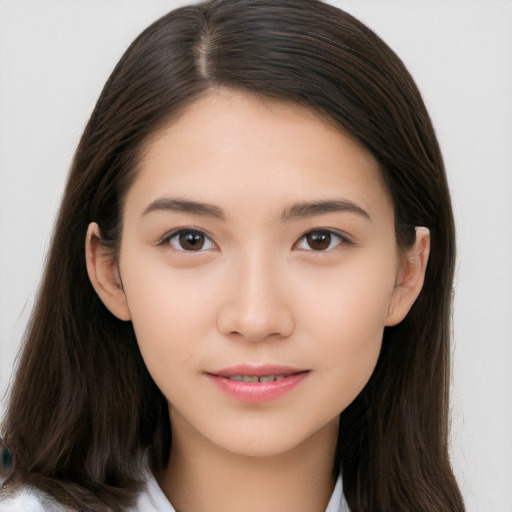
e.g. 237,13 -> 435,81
206,365 -> 310,403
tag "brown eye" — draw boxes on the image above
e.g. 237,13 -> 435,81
179,231 -> 205,250
296,229 -> 347,252
306,231 -> 332,251
166,230 -> 216,252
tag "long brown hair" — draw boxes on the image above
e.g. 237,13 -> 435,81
2,1 -> 464,510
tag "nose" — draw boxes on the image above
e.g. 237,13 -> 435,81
216,253 -> 295,343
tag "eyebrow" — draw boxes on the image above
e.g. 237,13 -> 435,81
280,199 -> 371,222
141,197 -> 227,220
141,197 -> 371,222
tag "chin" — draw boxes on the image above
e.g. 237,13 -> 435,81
219,435 -> 307,459
207,417 -> 339,460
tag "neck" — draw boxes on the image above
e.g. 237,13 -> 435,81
158,412 -> 339,512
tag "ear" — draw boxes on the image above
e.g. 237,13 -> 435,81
385,227 -> 430,326
85,222 -> 131,321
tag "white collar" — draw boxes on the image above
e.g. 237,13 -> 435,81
325,474 -> 349,512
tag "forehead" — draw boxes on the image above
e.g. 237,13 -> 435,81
127,88 -> 392,221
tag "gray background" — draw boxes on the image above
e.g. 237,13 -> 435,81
1,1 -> 511,510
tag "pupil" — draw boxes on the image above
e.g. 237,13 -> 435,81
179,231 -> 204,250
307,231 -> 331,251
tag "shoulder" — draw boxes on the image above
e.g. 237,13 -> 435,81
0,486 -> 70,512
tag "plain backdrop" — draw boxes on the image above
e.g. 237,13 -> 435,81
1,1 -> 511,510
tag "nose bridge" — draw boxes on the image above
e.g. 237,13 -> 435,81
217,246 -> 294,342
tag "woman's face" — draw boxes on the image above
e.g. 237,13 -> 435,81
112,89 -> 406,457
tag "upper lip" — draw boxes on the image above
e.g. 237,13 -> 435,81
209,364 -> 307,377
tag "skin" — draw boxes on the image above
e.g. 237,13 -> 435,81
86,89 -> 429,512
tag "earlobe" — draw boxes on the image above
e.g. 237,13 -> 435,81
385,227 -> 430,326
85,222 -> 131,321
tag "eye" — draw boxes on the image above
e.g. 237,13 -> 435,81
295,229 -> 349,251
164,229 -> 216,252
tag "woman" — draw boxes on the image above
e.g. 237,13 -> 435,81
0,0 -> 465,510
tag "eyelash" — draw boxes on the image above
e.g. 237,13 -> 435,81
159,228 -> 352,253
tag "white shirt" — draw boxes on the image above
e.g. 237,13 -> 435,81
0,473 -> 348,512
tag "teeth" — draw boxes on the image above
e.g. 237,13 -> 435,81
227,374 -> 287,383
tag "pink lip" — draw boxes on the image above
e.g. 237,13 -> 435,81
206,364 -> 309,403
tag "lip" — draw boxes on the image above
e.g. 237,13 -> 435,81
206,364 -> 309,403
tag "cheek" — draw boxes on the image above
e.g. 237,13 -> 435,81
307,306 -> 384,418
119,262 -> 218,377
297,251 -> 396,336
296,255 -> 395,396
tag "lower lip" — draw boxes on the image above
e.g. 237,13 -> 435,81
207,372 -> 309,403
